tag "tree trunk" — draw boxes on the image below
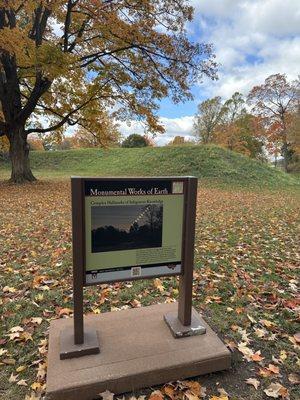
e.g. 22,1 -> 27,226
8,127 -> 36,183
281,142 -> 289,173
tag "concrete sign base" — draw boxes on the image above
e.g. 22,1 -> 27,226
46,303 -> 231,400
164,308 -> 206,338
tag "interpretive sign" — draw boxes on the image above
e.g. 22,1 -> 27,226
48,175 -> 231,397
84,179 -> 184,284
60,176 -> 203,359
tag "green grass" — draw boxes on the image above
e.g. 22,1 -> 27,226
1,145 -> 299,189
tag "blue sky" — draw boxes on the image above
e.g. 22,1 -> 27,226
120,0 -> 300,145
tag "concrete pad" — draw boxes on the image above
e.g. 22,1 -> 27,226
164,309 -> 206,338
46,303 -> 231,400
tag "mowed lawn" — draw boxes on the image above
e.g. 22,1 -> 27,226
0,180 -> 299,400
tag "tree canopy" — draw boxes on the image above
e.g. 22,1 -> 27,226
248,73 -> 300,171
121,133 -> 148,148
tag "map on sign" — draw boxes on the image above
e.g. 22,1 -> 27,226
84,179 -> 184,284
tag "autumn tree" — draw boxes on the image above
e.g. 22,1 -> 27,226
121,133 -> 148,148
167,135 -> 195,146
168,135 -> 185,145
27,135 -> 45,151
193,97 -> 226,143
215,92 -> 247,150
0,1 -> 216,183
72,108 -> 121,148
248,74 -> 300,172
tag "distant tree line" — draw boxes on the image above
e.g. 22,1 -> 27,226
192,74 -> 300,172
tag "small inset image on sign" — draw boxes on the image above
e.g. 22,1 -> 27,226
91,204 -> 163,253
131,266 -> 141,277
172,181 -> 183,194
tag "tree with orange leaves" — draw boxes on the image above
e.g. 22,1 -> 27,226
0,1 -> 216,182
248,74 -> 300,172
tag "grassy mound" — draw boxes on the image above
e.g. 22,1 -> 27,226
1,145 -> 299,188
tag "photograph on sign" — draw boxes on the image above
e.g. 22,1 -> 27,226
91,204 -> 163,252
84,180 -> 184,284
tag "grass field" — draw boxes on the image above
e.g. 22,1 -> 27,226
0,145 -> 299,189
0,146 -> 299,400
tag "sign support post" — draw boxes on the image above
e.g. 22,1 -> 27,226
164,177 -> 206,337
60,178 -> 100,359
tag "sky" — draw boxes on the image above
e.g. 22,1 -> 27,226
92,205 -> 151,231
120,0 -> 300,145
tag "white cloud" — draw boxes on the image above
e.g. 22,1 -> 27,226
191,0 -> 300,99
118,116 -> 195,146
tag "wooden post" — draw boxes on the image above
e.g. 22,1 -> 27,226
178,177 -> 197,326
59,178 -> 99,359
71,178 -> 84,344
164,177 -> 205,337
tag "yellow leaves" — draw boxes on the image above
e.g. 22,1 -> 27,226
279,350 -> 287,362
7,327 -> 33,343
209,396 -> 228,400
154,278 -> 165,293
3,286 -> 17,293
31,382 -> 43,391
0,27 -> 34,62
37,43 -> 77,80
260,319 -> 276,329
16,365 -> 26,373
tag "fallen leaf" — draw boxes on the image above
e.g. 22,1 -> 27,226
31,381 -> 42,390
9,326 -> 24,333
264,382 -> 288,398
163,385 -> 175,400
183,381 -> 201,396
149,390 -> 164,400
31,317 -> 43,325
9,373 -> 18,383
16,365 -> 26,372
288,373 -> 300,385
251,351 -> 264,362
279,350 -> 287,362
99,390 -> 114,400
294,332 -> 300,343
246,378 -> 260,390
267,364 -> 280,374
153,278 -> 165,293
58,308 -> 73,317
17,379 -> 28,386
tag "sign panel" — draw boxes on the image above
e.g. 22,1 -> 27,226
82,179 -> 185,284
72,178 -> 186,285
